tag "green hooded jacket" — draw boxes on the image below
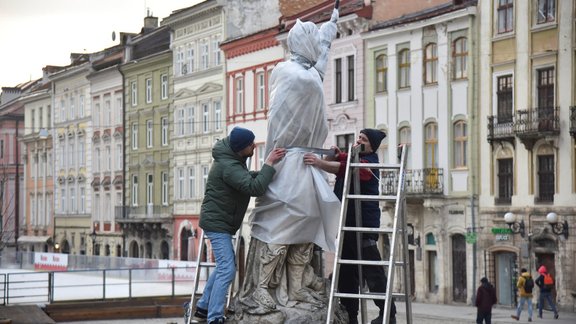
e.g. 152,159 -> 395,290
199,136 -> 276,234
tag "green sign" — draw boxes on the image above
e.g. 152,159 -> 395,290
491,228 -> 513,234
466,232 -> 477,244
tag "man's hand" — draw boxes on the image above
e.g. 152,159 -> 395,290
265,148 -> 286,166
303,152 -> 340,174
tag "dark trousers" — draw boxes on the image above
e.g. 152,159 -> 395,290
476,310 -> 492,324
338,231 -> 397,320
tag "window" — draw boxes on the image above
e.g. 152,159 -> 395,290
161,117 -> 168,146
78,141 -> 85,167
335,58 -> 342,103
537,0 -> 555,24
202,103 -> 209,133
235,77 -> 244,114
256,72 -> 265,110
31,109 -> 35,132
146,120 -> 153,148
70,187 -> 76,213
202,165 -> 209,194
94,103 -> 100,126
497,158 -> 513,203
188,167 -> 195,199
375,54 -> 388,93
453,38 -> 468,79
425,123 -> 438,168
47,104 -> 51,126
39,107 -> 43,130
94,148 -> 100,172
79,95 -> 85,118
187,106 -> 195,135
106,146 -> 111,171
497,0 -> 514,33
212,36 -> 221,66
78,188 -> 85,213
399,127 -> 412,167
132,175 -> 138,206
336,133 -> 355,152
0,140 -> 3,158
187,44 -> 194,73
116,97 -> 122,123
146,78 -> 152,103
256,144 -> 265,169
214,101 -> 222,131
424,43 -> 438,84
116,144 -> 122,170
69,96 -> 75,120
61,188 -> 66,213
537,155 -> 554,202
453,121 -> 467,168
131,81 -> 137,106
132,123 -> 138,150
201,40 -> 209,70
537,67 -> 555,108
104,98 -> 111,126
347,55 -> 355,101
161,172 -> 168,205
176,46 -> 185,75
146,174 -> 153,205
497,75 -> 513,123
178,168 -> 185,199
161,74 -> 168,100
60,99 -> 66,122
177,108 -> 185,136
398,49 -> 411,88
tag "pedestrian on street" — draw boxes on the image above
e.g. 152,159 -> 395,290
535,265 -> 559,320
194,127 -> 286,324
475,277 -> 497,324
303,129 -> 396,324
511,268 -> 534,322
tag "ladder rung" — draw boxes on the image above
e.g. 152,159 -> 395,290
335,259 -> 405,267
349,163 -> 401,169
346,194 -> 396,201
342,226 -> 394,233
199,261 -> 216,267
333,292 -> 406,300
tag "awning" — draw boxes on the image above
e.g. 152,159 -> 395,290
17,236 -> 52,244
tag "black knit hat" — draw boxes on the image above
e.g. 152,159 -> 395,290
229,127 -> 255,152
360,129 -> 386,151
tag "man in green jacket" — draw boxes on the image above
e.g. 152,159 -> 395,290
194,126 -> 285,324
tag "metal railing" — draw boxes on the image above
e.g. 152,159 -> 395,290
380,168 -> 444,195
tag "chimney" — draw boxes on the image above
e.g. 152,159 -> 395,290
144,14 -> 158,30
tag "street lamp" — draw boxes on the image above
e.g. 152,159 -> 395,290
546,212 -> 569,239
90,224 -> 97,255
504,212 -> 525,238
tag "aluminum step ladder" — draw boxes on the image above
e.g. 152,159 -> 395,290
326,144 -> 411,324
185,228 -> 243,324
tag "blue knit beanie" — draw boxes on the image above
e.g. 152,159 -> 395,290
360,128 -> 386,151
229,127 -> 255,152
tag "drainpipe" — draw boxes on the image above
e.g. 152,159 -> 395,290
15,119 -> 20,252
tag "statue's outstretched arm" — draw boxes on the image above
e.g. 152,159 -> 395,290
315,9 -> 339,80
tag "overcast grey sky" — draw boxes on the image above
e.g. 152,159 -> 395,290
0,0 -> 203,88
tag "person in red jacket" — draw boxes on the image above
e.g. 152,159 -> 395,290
475,277 -> 497,324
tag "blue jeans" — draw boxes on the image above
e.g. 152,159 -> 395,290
538,291 -> 558,317
196,231 -> 235,322
516,296 -> 533,319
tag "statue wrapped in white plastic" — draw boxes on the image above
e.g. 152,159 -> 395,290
235,7 -> 346,324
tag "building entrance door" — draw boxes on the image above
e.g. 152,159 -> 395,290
495,252 -> 516,305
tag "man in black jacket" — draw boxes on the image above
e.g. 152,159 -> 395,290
475,277 -> 497,324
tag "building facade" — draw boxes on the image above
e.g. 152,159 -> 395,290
364,1 -> 479,304
121,19 -> 173,260
478,0 -> 576,309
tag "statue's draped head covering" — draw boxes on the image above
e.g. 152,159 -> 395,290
287,19 -> 322,68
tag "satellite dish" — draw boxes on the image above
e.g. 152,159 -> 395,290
112,31 -> 116,41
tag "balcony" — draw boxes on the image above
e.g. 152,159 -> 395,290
115,205 -> 171,221
381,168 -> 444,196
570,106 -> 576,139
515,106 -> 559,150
487,115 -> 515,146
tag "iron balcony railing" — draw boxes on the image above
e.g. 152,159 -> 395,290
514,106 -> 560,136
487,115 -> 515,143
115,205 -> 171,220
380,168 -> 444,195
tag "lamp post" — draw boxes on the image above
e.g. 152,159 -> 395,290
546,212 -> 569,239
90,224 -> 97,256
504,212 -> 526,238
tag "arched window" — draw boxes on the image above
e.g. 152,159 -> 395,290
424,43 -> 438,84
398,49 -> 411,88
452,37 -> 467,79
375,54 -> 388,93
